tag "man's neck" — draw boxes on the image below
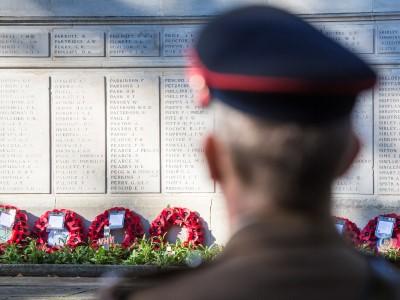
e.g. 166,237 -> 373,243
228,191 -> 333,238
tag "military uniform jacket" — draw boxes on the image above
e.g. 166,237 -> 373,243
102,216 -> 400,300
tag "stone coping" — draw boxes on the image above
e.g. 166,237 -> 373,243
0,264 -> 182,277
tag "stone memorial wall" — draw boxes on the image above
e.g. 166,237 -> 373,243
0,0 -> 399,244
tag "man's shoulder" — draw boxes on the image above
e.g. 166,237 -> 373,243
127,259 -> 244,300
363,256 -> 400,299
99,265 -> 201,300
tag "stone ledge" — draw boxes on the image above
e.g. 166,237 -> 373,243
0,264 -> 182,277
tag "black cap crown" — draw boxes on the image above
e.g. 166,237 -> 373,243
190,6 -> 376,124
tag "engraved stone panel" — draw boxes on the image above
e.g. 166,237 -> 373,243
0,29 -> 49,57
162,27 -> 199,57
0,0 -> 398,245
374,68 -> 400,194
160,0 -> 235,16
53,29 -> 105,57
53,75 -> 106,193
0,74 -> 50,193
108,29 -> 159,57
48,0 -> 163,17
0,0 -> 259,17
163,0 -> 279,17
107,74 -> 160,193
334,91 -> 373,194
316,24 -> 374,54
162,74 -> 214,193
377,24 -> 400,54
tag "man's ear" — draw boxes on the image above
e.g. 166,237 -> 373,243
204,134 -> 222,182
335,131 -> 360,177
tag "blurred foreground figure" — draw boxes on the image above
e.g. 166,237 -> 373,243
103,6 -> 400,300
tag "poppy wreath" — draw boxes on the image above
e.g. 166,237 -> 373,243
359,213 -> 400,250
34,209 -> 84,251
0,205 -> 29,250
334,216 -> 360,246
149,207 -> 204,247
88,207 -> 144,248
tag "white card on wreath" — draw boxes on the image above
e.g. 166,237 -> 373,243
376,218 -> 395,238
48,213 -> 65,230
335,219 -> 345,235
48,229 -> 69,247
109,211 -> 125,229
0,211 -> 14,228
335,223 -> 344,235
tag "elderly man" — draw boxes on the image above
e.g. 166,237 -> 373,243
104,5 -> 400,300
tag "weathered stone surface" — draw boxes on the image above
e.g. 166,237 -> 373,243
161,73 -> 214,193
0,276 -> 118,299
0,264 -> 176,277
374,0 -> 400,12
210,197 -> 230,245
0,73 -> 50,193
0,0 -> 379,16
0,28 -> 49,57
53,74 -> 106,194
314,23 -> 374,54
53,29 -> 105,57
108,28 -> 160,57
0,274 -> 168,299
333,91 -> 373,194
333,196 -> 400,228
0,0 -> 398,248
269,0 -> 373,14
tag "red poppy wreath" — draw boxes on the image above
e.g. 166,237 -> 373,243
0,205 -> 29,249
88,207 -> 144,248
359,213 -> 400,250
334,216 -> 360,246
149,207 -> 204,247
34,209 -> 84,251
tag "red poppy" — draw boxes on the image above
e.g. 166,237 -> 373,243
0,205 -> 29,252
33,209 -> 84,252
149,207 -> 204,247
359,213 -> 400,251
334,216 -> 360,247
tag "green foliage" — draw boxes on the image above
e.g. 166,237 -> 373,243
123,238 -> 192,267
123,238 -> 157,265
198,244 -> 223,262
0,244 -> 24,264
90,245 -> 129,265
71,245 -> 95,264
8,237 -> 400,269
0,237 -> 222,267
153,240 -> 191,267
22,239 -> 48,264
123,238 -> 222,267
46,246 -> 74,264
357,242 -> 400,264
383,248 -> 400,262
